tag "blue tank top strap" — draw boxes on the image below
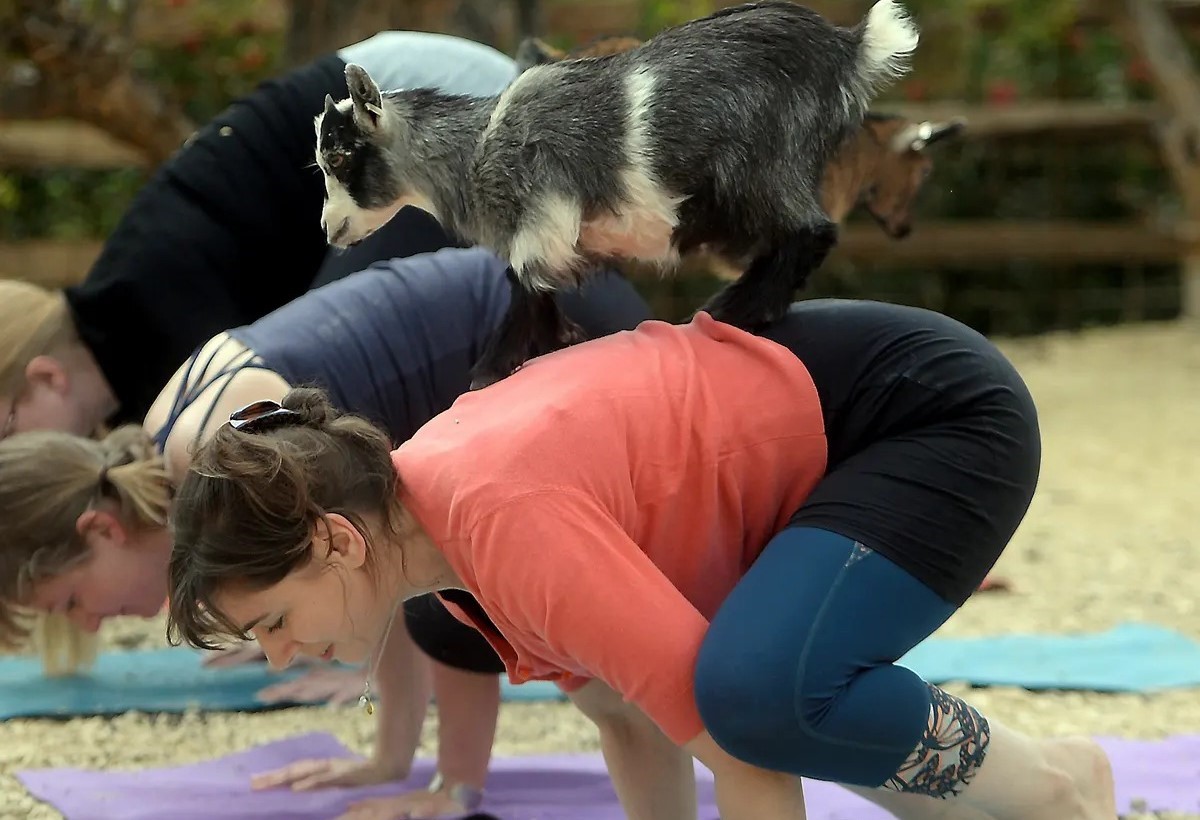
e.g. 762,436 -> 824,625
150,337 -> 276,453
187,354 -> 277,450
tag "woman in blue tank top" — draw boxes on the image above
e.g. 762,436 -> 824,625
0,247 -> 653,817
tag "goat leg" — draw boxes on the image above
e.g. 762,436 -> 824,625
469,267 -> 585,390
699,220 -> 839,330
470,267 -> 542,390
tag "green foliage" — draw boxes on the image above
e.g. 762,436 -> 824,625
0,175 -> 18,212
133,24 -> 282,123
640,0 -> 711,33
0,169 -> 147,239
2,0 -> 284,247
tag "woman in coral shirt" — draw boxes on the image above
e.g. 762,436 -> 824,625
165,298 -> 1116,820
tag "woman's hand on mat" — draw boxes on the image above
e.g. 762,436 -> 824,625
201,642 -> 268,668
256,666 -> 367,706
251,756 -> 406,792
204,641 -> 329,669
338,791 -> 469,820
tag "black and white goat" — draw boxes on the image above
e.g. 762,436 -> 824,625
316,0 -> 920,388
514,35 -> 965,241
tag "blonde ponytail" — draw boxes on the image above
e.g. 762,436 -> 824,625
0,426 -> 171,673
29,612 -> 99,678
100,426 -> 172,529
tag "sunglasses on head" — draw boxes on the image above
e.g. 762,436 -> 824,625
227,399 -> 305,434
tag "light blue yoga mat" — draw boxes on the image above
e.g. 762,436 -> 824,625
898,622 -> 1200,692
0,622 -> 1196,720
0,647 -> 566,720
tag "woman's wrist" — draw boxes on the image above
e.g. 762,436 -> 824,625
428,771 -> 485,811
368,738 -> 413,782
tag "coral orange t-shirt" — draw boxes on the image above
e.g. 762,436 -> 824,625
392,312 -> 828,745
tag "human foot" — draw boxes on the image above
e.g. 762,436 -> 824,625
1039,736 -> 1118,820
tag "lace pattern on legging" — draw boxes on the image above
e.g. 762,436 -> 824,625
883,682 -> 991,798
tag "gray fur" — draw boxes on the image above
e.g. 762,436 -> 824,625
315,0 -> 920,386
513,37 -> 558,73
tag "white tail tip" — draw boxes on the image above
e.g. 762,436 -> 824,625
861,0 -> 920,80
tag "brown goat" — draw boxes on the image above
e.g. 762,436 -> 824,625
828,112 -> 965,238
516,36 -> 965,273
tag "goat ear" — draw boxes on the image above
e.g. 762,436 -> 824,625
345,63 -> 385,130
895,118 -> 967,153
923,117 -> 967,148
515,37 -> 562,72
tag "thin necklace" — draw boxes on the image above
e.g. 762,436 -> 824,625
359,595 -> 404,716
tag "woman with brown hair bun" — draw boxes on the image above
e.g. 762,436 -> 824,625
166,298 -> 1116,820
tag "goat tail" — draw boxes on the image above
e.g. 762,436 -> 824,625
848,1 -> 920,105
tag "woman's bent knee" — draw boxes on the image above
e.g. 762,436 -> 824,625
693,632 -> 761,758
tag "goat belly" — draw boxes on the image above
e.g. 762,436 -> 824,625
577,210 -> 677,263
575,164 -> 685,264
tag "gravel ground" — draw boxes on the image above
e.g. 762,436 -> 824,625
0,318 -> 1197,819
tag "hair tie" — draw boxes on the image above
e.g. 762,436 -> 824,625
97,465 -> 111,490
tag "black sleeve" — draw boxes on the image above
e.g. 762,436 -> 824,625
403,591 -> 506,674
308,206 -> 467,291
63,54 -> 348,425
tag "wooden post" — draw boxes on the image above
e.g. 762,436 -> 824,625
1156,120 -> 1200,318
1120,0 -> 1200,319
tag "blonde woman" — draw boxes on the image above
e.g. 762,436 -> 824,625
0,247 -> 652,818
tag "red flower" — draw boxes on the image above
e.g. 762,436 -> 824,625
1064,26 -> 1088,53
239,44 -> 267,72
985,79 -> 1018,107
1125,57 -> 1153,85
903,79 -> 928,102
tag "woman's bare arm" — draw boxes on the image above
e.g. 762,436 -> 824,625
683,731 -> 808,819
568,679 -> 698,820
141,332 -> 291,483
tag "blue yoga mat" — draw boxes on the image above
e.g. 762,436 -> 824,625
0,622 -> 1196,720
0,647 -> 566,720
898,622 -> 1200,692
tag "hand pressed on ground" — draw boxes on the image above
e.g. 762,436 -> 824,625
251,756 -> 405,792
256,665 -> 368,705
337,791 -> 479,820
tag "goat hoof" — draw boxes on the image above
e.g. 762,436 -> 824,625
469,364 -> 520,391
469,372 -> 501,391
556,325 -> 588,348
701,302 -> 776,332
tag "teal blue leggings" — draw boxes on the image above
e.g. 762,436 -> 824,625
693,527 -> 991,797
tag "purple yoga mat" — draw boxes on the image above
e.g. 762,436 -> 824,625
17,731 -> 1200,819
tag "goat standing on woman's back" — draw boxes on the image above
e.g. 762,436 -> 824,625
315,0 -> 921,388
